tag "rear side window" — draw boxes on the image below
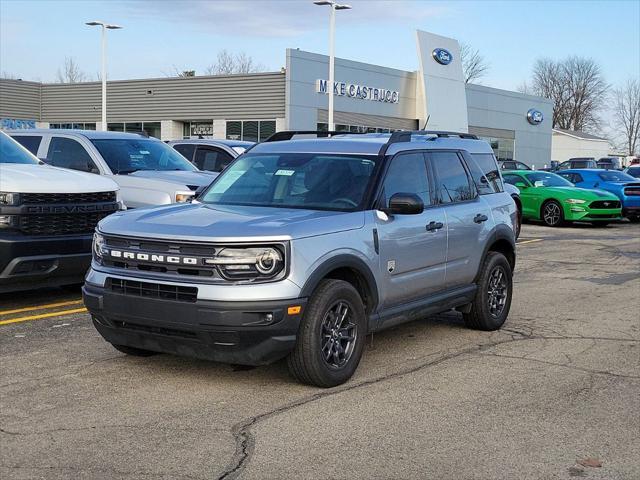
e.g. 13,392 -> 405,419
503,174 -> 527,186
381,152 -> 431,206
173,143 -> 196,161
469,153 -> 504,194
47,137 -> 98,173
11,135 -> 42,156
194,147 -> 234,172
430,152 -> 477,203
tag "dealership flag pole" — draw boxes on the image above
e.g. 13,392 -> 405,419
314,1 -> 351,132
86,21 -> 123,132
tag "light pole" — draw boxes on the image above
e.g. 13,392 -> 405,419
86,21 -> 123,131
313,1 -> 351,132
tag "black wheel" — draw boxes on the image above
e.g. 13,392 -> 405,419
287,279 -> 366,387
111,343 -> 158,357
541,200 -> 564,227
590,222 -> 609,227
463,252 -> 513,331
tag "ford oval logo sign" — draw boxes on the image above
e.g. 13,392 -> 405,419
432,48 -> 453,65
527,109 -> 544,125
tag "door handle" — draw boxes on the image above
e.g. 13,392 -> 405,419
426,221 -> 444,231
474,214 -> 489,224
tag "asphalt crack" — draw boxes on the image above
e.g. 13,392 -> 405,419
215,333 -> 639,479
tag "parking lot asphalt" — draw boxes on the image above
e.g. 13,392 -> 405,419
1,222 -> 639,480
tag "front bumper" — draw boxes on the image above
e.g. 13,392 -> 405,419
563,205 -> 622,222
0,232 -> 92,293
82,282 -> 307,365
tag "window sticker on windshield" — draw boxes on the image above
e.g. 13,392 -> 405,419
210,171 -> 245,193
139,150 -> 150,155
275,169 -> 295,176
534,181 -> 544,187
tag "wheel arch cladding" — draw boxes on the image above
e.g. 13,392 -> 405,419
300,255 -> 379,315
486,224 -> 516,271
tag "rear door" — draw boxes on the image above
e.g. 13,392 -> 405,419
428,150 -> 491,289
375,151 -> 447,309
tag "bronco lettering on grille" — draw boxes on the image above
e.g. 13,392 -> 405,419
108,250 -> 199,265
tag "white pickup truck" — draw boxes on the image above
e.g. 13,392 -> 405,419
0,131 -> 122,293
8,130 -> 217,208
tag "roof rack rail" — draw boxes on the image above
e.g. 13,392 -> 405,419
262,130 -> 361,143
378,130 -> 478,156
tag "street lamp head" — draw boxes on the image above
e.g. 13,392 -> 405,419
335,4 -> 352,9
313,1 -> 351,9
105,24 -> 123,30
313,1 -> 333,5
85,21 -> 104,26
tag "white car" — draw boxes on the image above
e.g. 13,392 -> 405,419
0,131 -> 122,292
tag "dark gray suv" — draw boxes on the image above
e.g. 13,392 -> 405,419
83,130 -> 518,387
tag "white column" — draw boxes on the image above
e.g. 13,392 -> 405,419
213,119 -> 226,139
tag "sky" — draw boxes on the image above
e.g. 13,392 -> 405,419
0,0 -> 639,93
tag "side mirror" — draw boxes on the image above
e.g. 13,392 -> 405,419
515,182 -> 528,189
384,193 -> 424,215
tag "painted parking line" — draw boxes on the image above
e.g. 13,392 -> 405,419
517,238 -> 544,245
0,307 -> 88,326
0,299 -> 83,317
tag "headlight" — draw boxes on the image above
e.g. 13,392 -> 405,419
175,191 -> 195,203
93,232 -> 105,264
565,199 -> 586,204
0,192 -> 20,206
205,247 -> 285,280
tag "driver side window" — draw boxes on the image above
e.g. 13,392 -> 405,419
381,152 -> 431,207
47,137 -> 99,173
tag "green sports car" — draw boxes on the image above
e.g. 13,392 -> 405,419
502,170 -> 622,227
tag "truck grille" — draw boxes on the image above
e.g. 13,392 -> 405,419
22,191 -> 116,204
107,277 -> 198,303
589,200 -> 621,209
20,212 -> 113,235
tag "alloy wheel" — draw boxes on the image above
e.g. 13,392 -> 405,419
320,301 -> 358,369
543,202 -> 561,226
487,266 -> 508,317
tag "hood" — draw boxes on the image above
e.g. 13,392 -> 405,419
0,164 -> 118,193
127,170 -> 217,189
543,186 -> 619,200
99,203 -> 365,242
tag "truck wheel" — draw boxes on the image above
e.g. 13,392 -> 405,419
287,279 -> 366,388
541,200 -> 564,227
464,252 -> 512,331
111,343 -> 158,357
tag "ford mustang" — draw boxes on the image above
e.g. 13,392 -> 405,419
502,170 -> 622,227
557,169 -> 640,222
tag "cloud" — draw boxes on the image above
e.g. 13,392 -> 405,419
112,0 -> 451,37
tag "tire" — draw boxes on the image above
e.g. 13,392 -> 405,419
514,206 -> 522,239
111,343 -> 158,357
287,279 -> 366,388
541,200 -> 565,227
463,252 -> 513,331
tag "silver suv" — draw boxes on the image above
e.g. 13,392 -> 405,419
83,130 -> 517,387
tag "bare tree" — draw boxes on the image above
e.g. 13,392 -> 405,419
527,56 -> 608,131
1,71 -> 19,80
612,78 -> 640,155
459,42 -> 489,84
205,50 -> 265,75
56,57 -> 87,83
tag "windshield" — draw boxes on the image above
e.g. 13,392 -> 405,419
91,138 -> 197,174
0,132 -> 39,164
525,172 -> 574,187
201,153 -> 380,211
598,171 -> 635,182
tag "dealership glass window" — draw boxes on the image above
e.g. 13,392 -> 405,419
184,121 -> 214,138
479,136 -> 515,161
50,122 -> 96,130
225,120 -> 276,142
106,121 -> 161,138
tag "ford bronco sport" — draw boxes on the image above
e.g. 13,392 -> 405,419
83,130 -> 517,387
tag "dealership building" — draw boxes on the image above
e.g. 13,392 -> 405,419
0,30 -> 555,167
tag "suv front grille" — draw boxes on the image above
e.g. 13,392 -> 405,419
22,191 -> 116,204
589,200 -> 621,209
107,277 -> 198,303
20,211 -> 113,235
